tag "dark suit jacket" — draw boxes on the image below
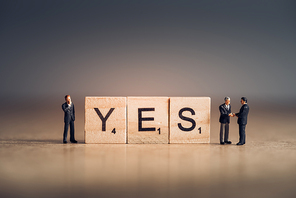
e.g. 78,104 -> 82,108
219,103 -> 231,124
236,104 -> 249,125
62,102 -> 75,123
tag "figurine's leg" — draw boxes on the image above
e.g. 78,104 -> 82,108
224,123 -> 229,142
238,124 -> 243,144
63,122 -> 69,142
241,125 -> 246,144
69,121 -> 75,141
220,124 -> 224,143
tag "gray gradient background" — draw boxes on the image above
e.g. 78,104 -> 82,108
1,0 -> 295,99
1,1 -> 296,198
1,0 -> 295,140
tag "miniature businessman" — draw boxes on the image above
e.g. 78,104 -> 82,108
233,97 -> 249,145
219,97 -> 233,145
62,95 -> 77,144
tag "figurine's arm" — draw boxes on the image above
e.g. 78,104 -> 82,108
219,106 -> 227,115
62,103 -> 70,112
229,106 -> 233,117
72,104 -> 75,121
235,106 -> 248,117
219,106 -> 231,117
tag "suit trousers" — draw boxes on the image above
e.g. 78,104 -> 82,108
220,123 -> 229,143
63,120 -> 75,141
239,124 -> 246,144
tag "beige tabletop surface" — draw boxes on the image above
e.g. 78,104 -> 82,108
1,98 -> 295,198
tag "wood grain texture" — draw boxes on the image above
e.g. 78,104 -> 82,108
85,97 -> 126,143
170,97 -> 210,143
127,97 -> 169,144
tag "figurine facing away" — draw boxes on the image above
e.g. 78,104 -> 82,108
219,97 -> 233,145
233,97 -> 249,145
62,95 -> 77,144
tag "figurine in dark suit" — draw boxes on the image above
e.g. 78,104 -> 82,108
233,97 -> 249,145
62,95 -> 77,144
219,97 -> 233,145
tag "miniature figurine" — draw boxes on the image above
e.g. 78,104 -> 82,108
233,97 -> 249,145
219,97 -> 233,145
62,95 -> 77,144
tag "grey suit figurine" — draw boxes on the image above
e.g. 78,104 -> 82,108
233,97 -> 249,145
219,97 -> 233,145
62,95 -> 77,144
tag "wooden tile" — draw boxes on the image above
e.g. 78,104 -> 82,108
85,97 -> 126,143
169,97 -> 210,143
127,97 -> 169,144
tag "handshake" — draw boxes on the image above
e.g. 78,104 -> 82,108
229,113 -> 236,117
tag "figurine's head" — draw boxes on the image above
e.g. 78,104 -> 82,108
65,95 -> 71,103
224,97 -> 230,105
241,97 -> 247,104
